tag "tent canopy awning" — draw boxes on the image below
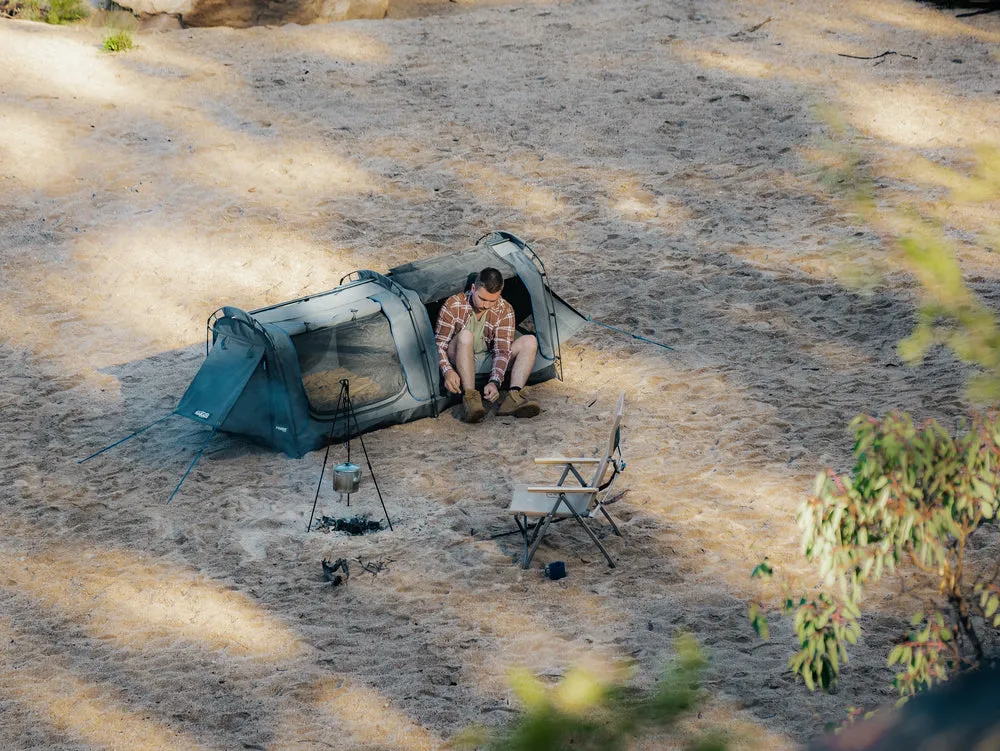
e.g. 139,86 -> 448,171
175,340 -> 264,428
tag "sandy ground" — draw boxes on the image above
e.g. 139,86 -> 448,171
2,0 -> 1000,748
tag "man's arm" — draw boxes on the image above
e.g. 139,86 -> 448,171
434,296 -> 460,375
488,304 -> 516,386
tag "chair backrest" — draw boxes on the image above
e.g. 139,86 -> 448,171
588,392 -> 626,490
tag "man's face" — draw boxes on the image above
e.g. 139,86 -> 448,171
471,283 -> 503,311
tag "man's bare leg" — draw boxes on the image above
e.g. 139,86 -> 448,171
498,335 -> 540,418
507,335 -> 538,389
447,330 -> 485,422
447,329 -> 477,391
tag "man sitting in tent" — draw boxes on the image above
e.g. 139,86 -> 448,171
435,267 -> 541,423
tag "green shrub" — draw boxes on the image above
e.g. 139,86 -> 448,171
748,110 -> 1000,704
2,0 -> 89,23
45,0 -> 87,23
752,412 -> 1000,698
102,28 -> 133,52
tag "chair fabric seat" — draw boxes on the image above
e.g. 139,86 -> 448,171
509,484 -> 592,517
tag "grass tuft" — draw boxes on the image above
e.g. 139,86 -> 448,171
102,27 -> 134,52
46,0 -> 88,23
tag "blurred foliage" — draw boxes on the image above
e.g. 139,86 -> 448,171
751,413 -> 1000,698
96,9 -> 136,53
815,109 -> 1000,403
0,0 -> 88,22
0,0 -> 42,20
454,633 -> 726,751
46,0 -> 87,22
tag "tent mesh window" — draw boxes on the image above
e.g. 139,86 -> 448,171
293,313 -> 405,413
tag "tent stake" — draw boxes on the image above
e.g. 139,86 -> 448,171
77,413 -> 174,464
166,427 -> 217,504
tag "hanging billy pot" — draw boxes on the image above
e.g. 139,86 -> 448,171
333,462 -> 362,494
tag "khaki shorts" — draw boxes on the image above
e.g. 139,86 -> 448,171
474,331 -> 526,374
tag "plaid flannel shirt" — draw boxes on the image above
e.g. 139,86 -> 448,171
435,292 -> 516,386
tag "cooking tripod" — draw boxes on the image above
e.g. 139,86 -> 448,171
307,379 -> 393,532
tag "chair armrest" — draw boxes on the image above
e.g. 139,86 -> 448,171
525,485 -> 598,494
534,457 -> 601,465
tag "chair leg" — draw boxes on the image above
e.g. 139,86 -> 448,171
513,514 -> 530,567
523,512 -> 556,569
516,514 -> 547,568
596,504 -> 623,537
568,506 -> 616,568
512,499 -> 619,569
515,514 -> 547,568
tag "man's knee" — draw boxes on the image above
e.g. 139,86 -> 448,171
448,329 -> 473,360
449,329 -> 474,364
509,335 -> 537,364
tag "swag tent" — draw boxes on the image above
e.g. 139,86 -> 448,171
174,231 -> 587,457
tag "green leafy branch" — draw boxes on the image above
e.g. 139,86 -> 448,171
751,413 -> 1000,698
455,633 -> 725,751
887,612 -> 957,697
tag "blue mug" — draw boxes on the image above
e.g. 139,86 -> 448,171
545,561 -> 567,580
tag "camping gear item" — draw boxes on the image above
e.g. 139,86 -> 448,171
322,557 -> 350,586
333,462 -> 361,494
508,392 -> 626,569
545,561 -> 567,580
307,379 -> 393,533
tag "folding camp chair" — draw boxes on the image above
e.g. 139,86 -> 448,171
507,392 -> 626,569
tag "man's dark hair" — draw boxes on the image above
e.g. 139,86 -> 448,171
476,267 -> 505,294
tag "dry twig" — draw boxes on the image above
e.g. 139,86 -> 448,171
837,50 -> 918,66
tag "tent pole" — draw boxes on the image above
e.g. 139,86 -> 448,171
166,427 -> 217,504
77,413 -> 174,464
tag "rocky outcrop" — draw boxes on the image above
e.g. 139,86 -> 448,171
116,0 -> 389,28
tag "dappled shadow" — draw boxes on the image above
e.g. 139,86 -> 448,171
916,0 -> 1000,16
4,0 -> 1000,747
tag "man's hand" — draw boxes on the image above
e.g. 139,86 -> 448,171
444,370 -> 462,394
483,381 -> 500,403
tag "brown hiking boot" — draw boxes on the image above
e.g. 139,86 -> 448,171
462,389 -> 486,423
497,388 -> 540,418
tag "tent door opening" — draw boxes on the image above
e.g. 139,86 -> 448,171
422,273 -> 537,339
421,274 -> 537,389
